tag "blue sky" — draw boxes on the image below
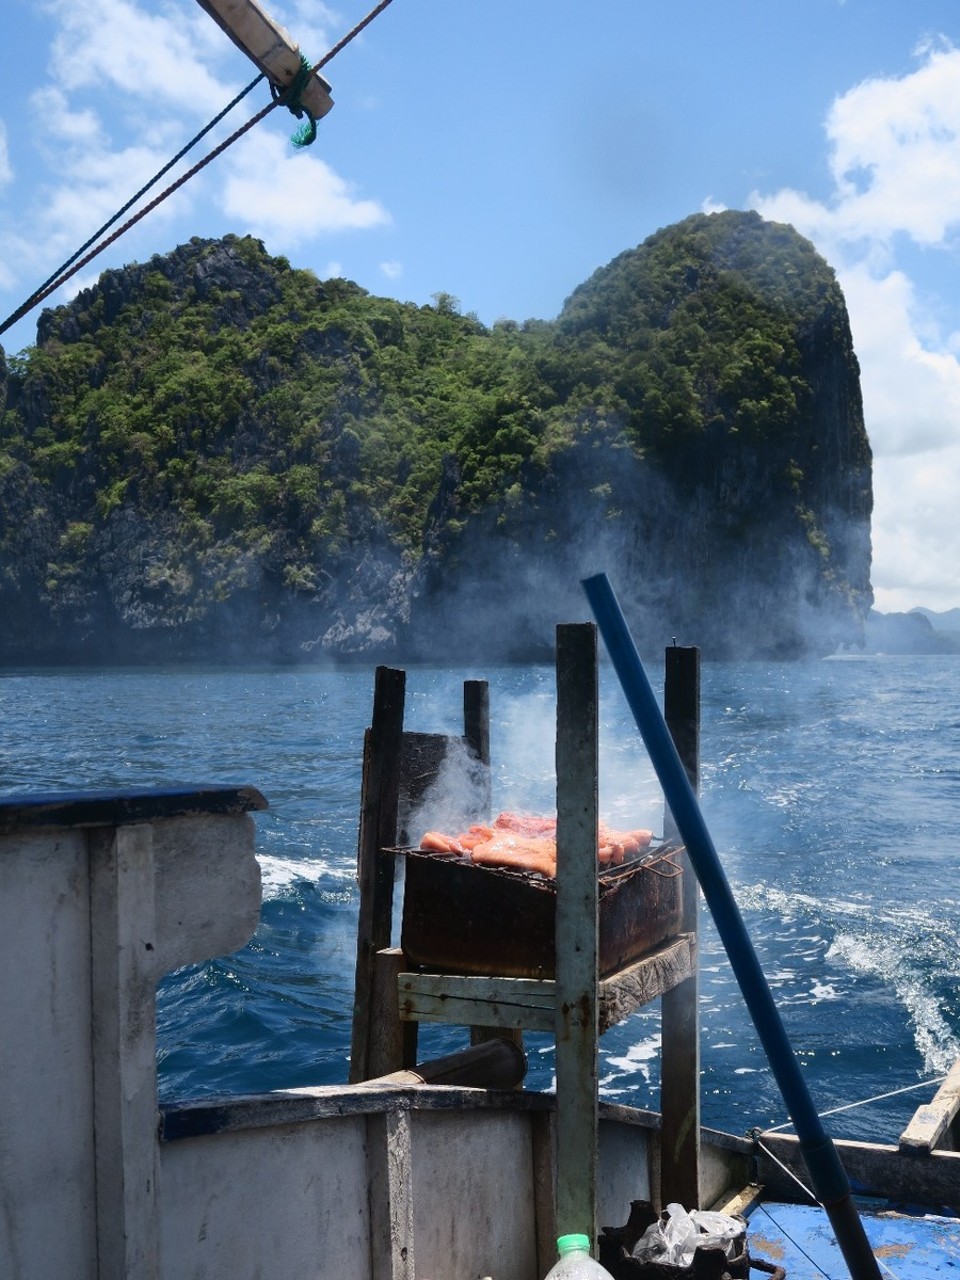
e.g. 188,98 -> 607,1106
3,1 -> 960,613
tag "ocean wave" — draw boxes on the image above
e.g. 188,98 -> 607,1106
257,852 -> 355,898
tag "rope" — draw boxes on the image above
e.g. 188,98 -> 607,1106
756,1196 -> 904,1280
0,0 -> 395,341
752,1133 -> 820,1205
751,1075 -> 938,1280
756,1203 -> 835,1279
21,71 -> 265,311
760,1073 -> 948,1134
274,55 -> 318,148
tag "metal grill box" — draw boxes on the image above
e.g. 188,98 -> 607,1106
397,843 -> 685,980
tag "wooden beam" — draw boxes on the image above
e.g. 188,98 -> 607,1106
89,823 -> 160,1280
554,622 -> 600,1245
399,972 -> 557,1031
368,948 -> 417,1078
599,935 -> 697,1031
366,1107 -> 415,1280
397,935 -> 696,1034
899,1056 -> 960,1155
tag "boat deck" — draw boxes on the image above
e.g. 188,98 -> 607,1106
747,1198 -> 960,1277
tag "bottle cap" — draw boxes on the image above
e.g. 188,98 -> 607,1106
557,1234 -> 590,1254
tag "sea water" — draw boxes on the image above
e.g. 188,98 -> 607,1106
2,655 -> 958,1143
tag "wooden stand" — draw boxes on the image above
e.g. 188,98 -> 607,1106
349,625 -> 702,1257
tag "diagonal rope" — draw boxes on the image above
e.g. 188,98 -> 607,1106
760,1073 -> 948,1134
23,71 -> 266,309
756,1202 -> 836,1279
0,0 -> 394,341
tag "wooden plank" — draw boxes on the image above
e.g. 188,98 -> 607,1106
899,1055 -> 960,1155
350,666 -> 406,1083
89,823 -> 160,1280
660,644 -> 702,1210
399,936 -> 696,1035
194,0 -> 334,120
554,622 -> 600,1245
160,1083 -> 561,1142
397,731 -> 460,844
598,935 -> 697,1031
399,973 -> 557,1032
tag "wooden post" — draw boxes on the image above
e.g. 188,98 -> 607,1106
464,679 -> 491,818
462,679 -> 522,1054
554,623 -> 600,1246
660,645 -> 702,1209
366,1108 -> 415,1280
351,666 -> 408,1082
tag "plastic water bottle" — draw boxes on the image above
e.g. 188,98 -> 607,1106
543,1233 -> 616,1279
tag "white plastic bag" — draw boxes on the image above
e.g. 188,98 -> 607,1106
630,1203 -> 744,1265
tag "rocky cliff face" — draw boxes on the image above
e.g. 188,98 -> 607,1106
411,213 -> 873,660
0,214 -> 873,666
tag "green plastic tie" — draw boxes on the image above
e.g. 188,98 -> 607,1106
274,55 -> 318,148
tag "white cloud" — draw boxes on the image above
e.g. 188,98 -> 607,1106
379,260 -> 402,280
220,129 -> 389,247
748,39 -> 960,610
42,0 -> 235,118
872,446 -> 960,611
1,0 -> 392,345
0,121 -> 11,187
752,41 -> 960,254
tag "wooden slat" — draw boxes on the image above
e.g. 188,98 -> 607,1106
398,936 -> 696,1034
598,935 -> 697,1032
399,972 -> 557,1031
899,1056 -> 960,1155
554,622 -> 600,1244
368,948 -> 417,1078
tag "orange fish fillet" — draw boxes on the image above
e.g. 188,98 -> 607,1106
419,830 -> 466,854
470,833 -> 557,878
419,816 -> 653,876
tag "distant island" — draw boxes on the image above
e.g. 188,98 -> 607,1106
0,210 -> 875,666
860,607 -> 960,655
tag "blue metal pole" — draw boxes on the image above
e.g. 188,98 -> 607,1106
582,573 -> 882,1280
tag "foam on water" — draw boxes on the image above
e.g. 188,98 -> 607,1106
257,852 -> 355,898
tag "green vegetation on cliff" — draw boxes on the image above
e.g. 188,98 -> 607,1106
0,210 -> 872,663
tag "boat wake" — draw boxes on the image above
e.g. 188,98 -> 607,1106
735,880 -> 960,1077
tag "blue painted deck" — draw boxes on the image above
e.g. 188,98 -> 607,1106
747,1199 -> 960,1277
